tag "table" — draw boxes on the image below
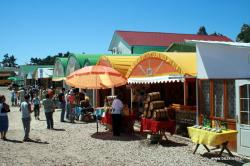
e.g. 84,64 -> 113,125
187,127 -> 238,156
101,113 -> 136,134
140,118 -> 176,140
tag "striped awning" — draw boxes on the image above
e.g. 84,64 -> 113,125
127,75 -> 184,84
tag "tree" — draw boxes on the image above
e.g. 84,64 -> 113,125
1,54 -> 18,67
30,57 -> 42,65
29,51 -> 71,65
197,26 -> 208,35
210,32 -> 224,36
236,24 -> 250,43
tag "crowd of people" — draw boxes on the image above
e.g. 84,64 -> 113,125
0,85 -> 95,142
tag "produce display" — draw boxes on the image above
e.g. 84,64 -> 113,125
193,125 -> 222,133
143,92 -> 168,121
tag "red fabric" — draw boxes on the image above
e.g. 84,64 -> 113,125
101,112 -> 112,124
67,95 -> 75,104
116,31 -> 232,47
101,113 -> 136,127
140,118 -> 176,135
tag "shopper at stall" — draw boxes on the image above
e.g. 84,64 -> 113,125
20,95 -> 32,141
32,94 -> 41,120
42,94 -> 55,129
58,88 -> 66,122
111,93 -> 124,136
67,90 -> 75,123
0,95 -> 10,140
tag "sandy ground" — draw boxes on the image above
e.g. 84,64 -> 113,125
0,87 -> 247,166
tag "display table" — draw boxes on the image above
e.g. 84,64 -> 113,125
101,112 -> 136,134
140,118 -> 176,140
187,127 -> 238,156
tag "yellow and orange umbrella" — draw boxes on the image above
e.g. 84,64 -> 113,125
66,65 -> 127,89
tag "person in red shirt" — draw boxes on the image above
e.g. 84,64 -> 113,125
67,90 -> 75,123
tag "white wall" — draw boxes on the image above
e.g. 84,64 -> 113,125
117,40 -> 131,54
110,34 -> 131,54
197,43 -> 250,79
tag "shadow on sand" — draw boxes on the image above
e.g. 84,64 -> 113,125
51,128 -> 65,131
24,138 -> 49,144
91,131 -> 144,141
3,138 -> 23,143
160,139 -> 188,147
201,152 -> 246,166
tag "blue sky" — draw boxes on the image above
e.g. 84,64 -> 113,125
0,0 -> 250,65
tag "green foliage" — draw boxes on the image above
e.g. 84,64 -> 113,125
197,26 -> 208,35
30,51 -> 71,65
236,24 -> 250,43
1,54 -> 17,67
210,32 -> 224,36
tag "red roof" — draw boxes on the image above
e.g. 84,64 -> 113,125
116,31 -> 232,47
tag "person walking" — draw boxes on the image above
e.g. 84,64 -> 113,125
111,93 -> 124,136
42,94 -> 55,129
11,89 -> 15,106
0,95 -> 10,140
67,90 -> 75,123
58,88 -> 66,122
32,94 -> 41,120
20,95 -> 32,141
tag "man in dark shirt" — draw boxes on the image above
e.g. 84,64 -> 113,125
58,88 -> 66,122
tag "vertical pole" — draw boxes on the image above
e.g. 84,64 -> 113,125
184,79 -> 187,106
111,87 -> 115,96
93,89 -> 96,108
196,79 -> 199,125
130,87 -> 133,109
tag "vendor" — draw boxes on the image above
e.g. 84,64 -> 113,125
80,97 -> 93,114
111,93 -> 124,136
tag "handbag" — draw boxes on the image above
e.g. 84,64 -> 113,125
1,103 -> 10,113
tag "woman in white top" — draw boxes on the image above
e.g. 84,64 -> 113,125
111,93 -> 124,136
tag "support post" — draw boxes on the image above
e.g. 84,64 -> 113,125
111,87 -> 115,96
196,79 -> 199,125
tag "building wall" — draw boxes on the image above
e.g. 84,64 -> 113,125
116,40 -> 131,54
197,43 -> 250,79
54,61 -> 65,78
133,46 -> 167,54
66,57 -> 81,76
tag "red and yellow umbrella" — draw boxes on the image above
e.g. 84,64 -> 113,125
66,65 -> 127,89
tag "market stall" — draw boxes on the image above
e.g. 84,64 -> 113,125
65,53 -> 103,106
187,40 -> 250,155
100,95 -> 136,134
96,55 -> 140,106
125,52 -> 197,139
52,57 -> 68,87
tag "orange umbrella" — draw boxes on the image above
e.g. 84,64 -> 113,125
66,65 -> 127,89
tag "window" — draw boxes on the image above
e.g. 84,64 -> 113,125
227,80 -> 235,119
239,85 -> 250,125
214,80 -> 224,118
201,80 -> 210,117
199,79 -> 236,122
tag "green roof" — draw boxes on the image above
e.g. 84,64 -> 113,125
67,54 -> 106,67
165,42 -> 196,52
20,65 -> 54,75
55,57 -> 68,73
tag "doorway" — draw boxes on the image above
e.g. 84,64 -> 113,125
236,80 -> 250,156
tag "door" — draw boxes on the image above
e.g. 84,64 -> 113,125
236,80 -> 250,156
